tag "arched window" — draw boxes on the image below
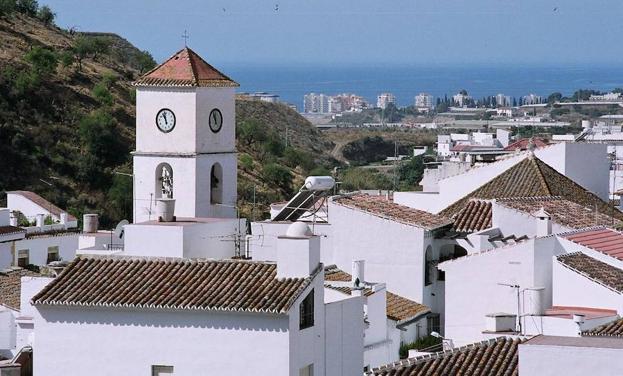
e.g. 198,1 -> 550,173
211,163 -> 223,204
425,246 -> 433,286
155,163 -> 173,199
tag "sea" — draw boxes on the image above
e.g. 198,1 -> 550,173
226,64 -> 623,111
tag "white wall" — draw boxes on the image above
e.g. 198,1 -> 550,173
11,234 -> 79,267
123,219 -> 239,259
441,238 -> 566,346
195,87 -> 236,154
324,296 -> 364,376
329,201 -> 427,304
492,203 -> 573,238
519,341 -> 623,376
250,222 -> 333,263
553,260 -> 623,314
0,243 -> 13,270
34,306 -> 291,376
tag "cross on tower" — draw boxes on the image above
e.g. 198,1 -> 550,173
182,30 -> 189,46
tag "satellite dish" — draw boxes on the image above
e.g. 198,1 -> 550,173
114,220 -> 129,240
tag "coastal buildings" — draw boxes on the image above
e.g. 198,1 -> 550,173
522,93 -> 544,105
414,93 -> 434,112
376,93 -> 396,109
304,93 -> 330,113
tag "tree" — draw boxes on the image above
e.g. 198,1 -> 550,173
79,109 -> 127,168
0,0 -> 16,16
15,0 -> 37,15
73,37 -> 97,71
135,50 -> 156,73
36,4 -> 54,25
237,119 -> 266,146
24,46 -> 57,77
398,156 -> 424,188
547,92 -> 562,105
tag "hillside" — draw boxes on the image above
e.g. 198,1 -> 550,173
0,9 -> 336,225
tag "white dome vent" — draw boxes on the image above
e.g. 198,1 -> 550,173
285,222 -> 313,238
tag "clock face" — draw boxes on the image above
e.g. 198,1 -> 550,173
209,108 -> 223,133
156,108 -> 176,133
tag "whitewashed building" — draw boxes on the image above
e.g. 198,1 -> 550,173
31,222 -> 364,376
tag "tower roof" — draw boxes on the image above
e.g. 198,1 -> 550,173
133,47 -> 239,88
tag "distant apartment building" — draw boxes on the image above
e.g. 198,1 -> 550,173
589,92 -> 623,102
453,91 -> 472,107
522,93 -> 543,105
239,92 -> 280,103
376,92 -> 396,109
495,93 -> 512,107
328,96 -> 343,113
415,93 -> 434,112
303,93 -> 330,113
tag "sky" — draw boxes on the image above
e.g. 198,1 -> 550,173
41,0 -> 623,67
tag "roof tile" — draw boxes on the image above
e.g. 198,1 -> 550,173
32,256 -> 314,314
557,252 -> 623,293
370,337 -> 522,376
563,229 -> 623,262
333,194 -> 453,230
133,47 -> 238,88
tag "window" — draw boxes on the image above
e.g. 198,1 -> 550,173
299,289 -> 314,330
299,364 -> 313,376
17,249 -> 29,268
210,163 -> 223,204
47,246 -> 59,264
427,314 -> 440,336
152,365 -> 174,376
424,246 -> 433,286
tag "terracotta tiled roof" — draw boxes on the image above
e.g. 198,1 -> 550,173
440,155 -> 623,222
499,197 -> 623,230
324,284 -> 374,297
385,292 -> 429,322
0,226 -> 25,236
452,200 -> 492,232
0,267 -> 40,310
7,191 -> 76,221
583,318 -> 623,338
504,137 -> 548,151
32,256 -> 315,314
557,252 -> 623,293
324,266 -> 429,322
370,337 -> 522,375
332,194 -> 453,230
563,228 -> 623,262
324,264 -> 352,282
133,47 -> 238,88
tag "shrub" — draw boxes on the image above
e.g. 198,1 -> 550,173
262,163 -> 292,193
340,168 -> 391,191
239,153 -> 254,171
59,50 -> 74,68
237,119 -> 266,146
92,82 -> 113,106
24,46 -> 58,77
36,4 -> 54,25
399,335 -> 442,359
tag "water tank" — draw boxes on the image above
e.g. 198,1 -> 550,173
83,214 -> 99,233
525,287 -> 545,315
156,198 -> 176,222
285,222 -> 312,237
582,120 -> 592,129
36,214 -> 45,228
352,260 -> 365,288
304,176 -> 335,191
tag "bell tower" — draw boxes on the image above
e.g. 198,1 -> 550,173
132,47 -> 238,223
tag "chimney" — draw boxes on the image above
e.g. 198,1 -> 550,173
83,214 -> 99,233
36,214 -> 45,228
60,212 -> 68,225
156,198 -> 176,222
534,207 -> 551,237
9,216 -> 17,227
352,260 -> 365,289
276,222 -> 320,279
